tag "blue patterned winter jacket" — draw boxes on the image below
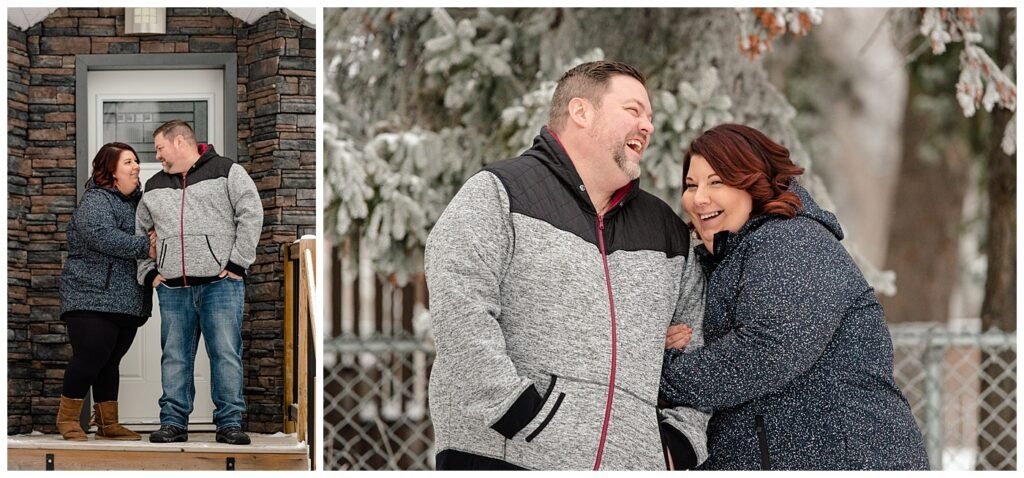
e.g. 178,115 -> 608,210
59,179 -> 152,320
660,182 -> 929,470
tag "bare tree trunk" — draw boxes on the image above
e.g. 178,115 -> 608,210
880,55 -> 970,325
976,8 -> 1016,471
876,37 -> 976,469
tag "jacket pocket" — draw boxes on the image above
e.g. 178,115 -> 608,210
205,235 -> 221,266
158,240 -> 168,269
103,263 -> 112,290
192,234 -> 234,276
755,415 -> 771,470
64,256 -> 107,292
525,375 -> 565,442
504,375 -> 607,470
177,234 -> 228,277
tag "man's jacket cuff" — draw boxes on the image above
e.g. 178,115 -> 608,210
490,384 -> 543,439
225,261 -> 247,279
660,420 -> 699,470
143,269 -> 159,288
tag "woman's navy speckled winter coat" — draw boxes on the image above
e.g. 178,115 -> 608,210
660,182 -> 929,470
59,179 -> 152,320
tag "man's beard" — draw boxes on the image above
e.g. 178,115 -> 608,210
159,158 -> 174,174
611,141 -> 641,180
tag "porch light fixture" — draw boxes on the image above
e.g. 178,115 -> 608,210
125,8 -> 166,35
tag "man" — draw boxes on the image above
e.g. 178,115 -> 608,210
425,61 -> 708,470
136,120 -> 263,445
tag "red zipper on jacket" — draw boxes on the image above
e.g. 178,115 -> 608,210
592,185 -> 630,470
180,171 -> 188,287
177,147 -> 209,286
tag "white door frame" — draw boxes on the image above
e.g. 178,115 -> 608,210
89,73 -> 222,427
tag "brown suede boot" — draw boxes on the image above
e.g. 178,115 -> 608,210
56,395 -> 88,441
92,401 -> 141,441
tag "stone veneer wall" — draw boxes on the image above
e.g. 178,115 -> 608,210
237,10 -> 317,433
6,7 -> 316,435
7,12 -> 38,436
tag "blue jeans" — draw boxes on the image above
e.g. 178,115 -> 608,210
156,277 -> 246,431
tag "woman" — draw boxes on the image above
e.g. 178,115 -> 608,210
660,124 -> 929,470
56,142 -> 155,441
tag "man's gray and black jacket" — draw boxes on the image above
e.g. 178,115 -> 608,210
425,127 -> 709,470
60,179 -> 152,320
136,144 -> 262,288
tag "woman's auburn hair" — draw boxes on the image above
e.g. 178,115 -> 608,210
684,123 -> 805,218
91,142 -> 139,189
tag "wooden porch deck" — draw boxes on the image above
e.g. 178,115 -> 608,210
7,432 -> 309,470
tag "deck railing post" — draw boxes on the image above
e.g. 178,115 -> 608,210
296,236 -> 317,456
283,243 -> 296,434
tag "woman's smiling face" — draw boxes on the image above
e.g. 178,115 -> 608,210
682,154 -> 753,251
112,149 -> 140,195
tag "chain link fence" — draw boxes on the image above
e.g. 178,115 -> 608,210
324,326 -> 1016,470
891,324 -> 1017,470
324,336 -> 435,470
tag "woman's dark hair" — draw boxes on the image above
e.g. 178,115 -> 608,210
91,142 -> 139,189
684,123 -> 805,218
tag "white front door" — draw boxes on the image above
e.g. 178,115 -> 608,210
87,69 -> 225,428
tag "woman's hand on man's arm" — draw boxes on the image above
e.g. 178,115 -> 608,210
666,323 -> 693,350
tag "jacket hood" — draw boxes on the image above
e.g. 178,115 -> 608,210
522,126 -> 639,214
150,143 -> 223,183
731,179 -> 843,242
697,180 -> 842,267
166,143 -> 221,178
188,143 -> 220,172
196,143 -> 215,159
789,181 -> 843,240
84,176 -> 143,202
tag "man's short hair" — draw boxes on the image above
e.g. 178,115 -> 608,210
153,119 -> 197,145
548,60 -> 647,132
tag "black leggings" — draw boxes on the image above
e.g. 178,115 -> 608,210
61,311 -> 143,402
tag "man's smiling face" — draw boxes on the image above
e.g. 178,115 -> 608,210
588,74 -> 655,182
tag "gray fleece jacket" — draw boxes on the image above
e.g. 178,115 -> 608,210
425,127 -> 709,470
136,144 -> 262,288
